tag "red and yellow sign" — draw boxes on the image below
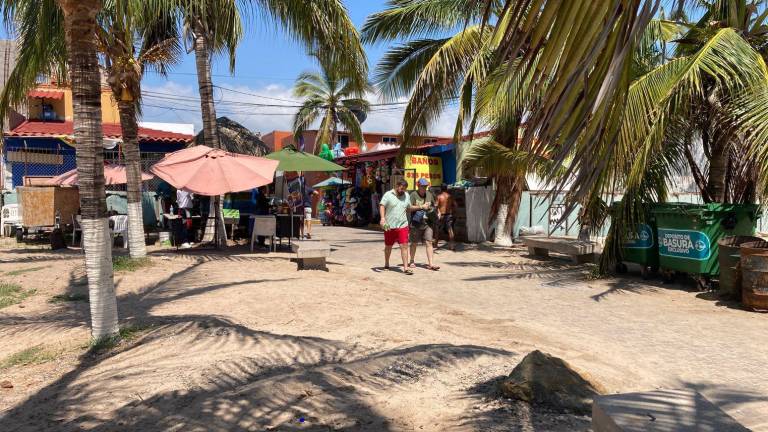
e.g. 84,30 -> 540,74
404,154 -> 443,189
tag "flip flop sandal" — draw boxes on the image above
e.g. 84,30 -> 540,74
404,269 -> 414,275
427,265 -> 440,271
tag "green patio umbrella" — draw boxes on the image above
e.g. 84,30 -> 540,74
265,146 -> 345,172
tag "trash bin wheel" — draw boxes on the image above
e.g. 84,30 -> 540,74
615,262 -> 628,274
640,266 -> 651,280
696,275 -> 712,291
661,269 -> 675,284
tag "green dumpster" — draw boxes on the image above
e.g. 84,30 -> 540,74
651,203 -> 759,284
611,203 -> 659,278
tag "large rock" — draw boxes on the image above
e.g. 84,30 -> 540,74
499,350 -> 604,415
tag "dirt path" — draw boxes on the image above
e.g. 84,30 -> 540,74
0,227 -> 766,431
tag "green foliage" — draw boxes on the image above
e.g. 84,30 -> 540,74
0,345 -> 58,369
292,54 -> 371,152
5,266 -> 45,276
0,283 -> 34,309
112,256 -> 152,272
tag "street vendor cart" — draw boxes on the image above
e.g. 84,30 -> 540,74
16,186 -> 79,242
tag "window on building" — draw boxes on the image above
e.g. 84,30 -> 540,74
337,134 -> 350,148
423,138 -> 438,144
382,136 -> 398,144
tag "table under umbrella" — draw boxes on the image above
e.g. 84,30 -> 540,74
149,145 -> 279,248
48,163 -> 153,186
264,146 -> 345,243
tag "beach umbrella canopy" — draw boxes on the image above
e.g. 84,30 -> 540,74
49,164 -> 153,186
149,145 -> 278,195
312,177 -> 351,188
265,146 -> 345,172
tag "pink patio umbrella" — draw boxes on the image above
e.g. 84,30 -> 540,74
148,145 -> 278,195
49,164 -> 153,186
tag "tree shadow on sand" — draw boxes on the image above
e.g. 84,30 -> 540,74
450,376 -> 766,431
0,315 -> 515,431
1,252 -> 520,431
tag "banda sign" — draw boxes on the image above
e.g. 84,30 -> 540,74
403,154 -> 443,189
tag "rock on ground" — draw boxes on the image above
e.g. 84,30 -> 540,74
499,350 -> 604,415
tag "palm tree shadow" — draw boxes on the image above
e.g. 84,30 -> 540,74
0,315 -> 516,431
451,375 -> 592,431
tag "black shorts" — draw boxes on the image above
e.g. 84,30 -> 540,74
439,214 -> 454,232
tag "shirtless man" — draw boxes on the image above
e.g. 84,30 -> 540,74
435,184 -> 457,250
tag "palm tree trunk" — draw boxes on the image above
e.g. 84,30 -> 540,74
707,140 -> 728,203
60,0 -> 118,339
191,20 -> 226,247
330,123 -> 338,155
492,174 -> 524,247
117,100 -> 147,258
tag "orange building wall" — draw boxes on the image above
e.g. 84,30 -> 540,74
27,85 -> 120,124
263,130 -> 444,155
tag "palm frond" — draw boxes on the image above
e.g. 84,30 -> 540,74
361,0 -> 484,43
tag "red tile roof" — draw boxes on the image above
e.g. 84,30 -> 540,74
6,120 -> 192,143
28,89 -> 65,100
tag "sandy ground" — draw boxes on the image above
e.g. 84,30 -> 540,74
0,226 -> 767,431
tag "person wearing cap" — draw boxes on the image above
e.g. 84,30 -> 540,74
409,178 -> 439,270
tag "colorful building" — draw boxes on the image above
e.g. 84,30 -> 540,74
262,129 -> 445,155
2,84 -> 193,191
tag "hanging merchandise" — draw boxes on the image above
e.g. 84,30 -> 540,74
344,147 -> 360,157
318,143 -> 334,161
332,143 -> 345,159
365,163 -> 375,190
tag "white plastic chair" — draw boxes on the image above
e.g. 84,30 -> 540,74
1,204 -> 20,237
250,215 -> 276,252
72,214 -> 83,247
110,215 -> 129,248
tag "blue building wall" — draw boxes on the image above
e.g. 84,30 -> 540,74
426,144 -> 457,185
3,136 -> 185,188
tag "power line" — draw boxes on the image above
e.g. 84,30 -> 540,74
154,71 -> 298,81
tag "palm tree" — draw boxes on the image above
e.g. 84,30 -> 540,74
178,0 -> 368,246
0,1 -> 179,260
292,55 -> 370,153
567,1 -> 768,271
97,0 -> 181,259
363,1 -> 539,245
0,0 -> 118,339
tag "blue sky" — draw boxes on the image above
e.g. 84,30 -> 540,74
135,1 -> 459,137
0,1 -> 459,136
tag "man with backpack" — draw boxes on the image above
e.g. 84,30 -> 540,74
409,178 -> 439,271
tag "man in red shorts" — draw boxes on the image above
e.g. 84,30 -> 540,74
379,179 -> 412,274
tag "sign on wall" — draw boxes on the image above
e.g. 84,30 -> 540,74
403,154 -> 443,189
658,228 -> 711,260
623,223 -> 654,249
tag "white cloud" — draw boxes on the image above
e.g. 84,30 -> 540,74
140,80 -> 462,138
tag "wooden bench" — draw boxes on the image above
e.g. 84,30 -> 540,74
592,389 -> 749,432
522,236 -> 596,264
291,241 -> 331,271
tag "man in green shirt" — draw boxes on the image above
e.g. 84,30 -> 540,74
379,179 -> 412,274
409,178 -> 439,270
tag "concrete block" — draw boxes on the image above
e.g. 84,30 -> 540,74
592,389 -> 749,432
297,257 -> 327,271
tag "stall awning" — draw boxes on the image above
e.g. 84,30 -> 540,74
28,89 -> 65,100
